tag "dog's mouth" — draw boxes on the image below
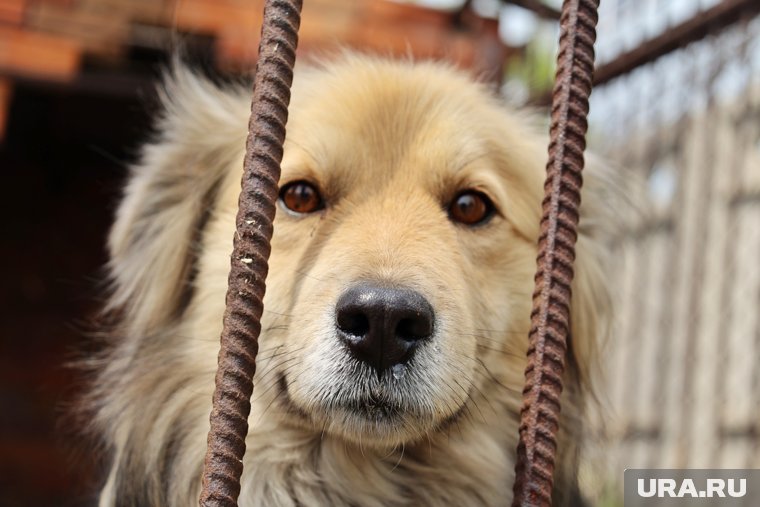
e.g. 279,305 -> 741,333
275,358 -> 471,445
276,370 -> 413,423
338,395 -> 406,422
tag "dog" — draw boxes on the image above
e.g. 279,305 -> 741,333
87,53 -> 613,506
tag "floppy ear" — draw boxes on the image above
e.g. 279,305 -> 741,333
107,67 -> 249,335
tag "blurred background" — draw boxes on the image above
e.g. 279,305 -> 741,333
0,0 -> 758,505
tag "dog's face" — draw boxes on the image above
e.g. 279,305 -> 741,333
232,58 -> 549,448
96,55 -> 609,506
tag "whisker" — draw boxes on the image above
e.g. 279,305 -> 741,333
263,309 -> 296,318
440,378 -> 475,430
262,324 -> 291,333
257,345 -> 306,367
253,359 -> 303,405
447,355 -> 495,415
474,357 -> 521,396
450,376 -> 485,424
474,343 -> 525,360
254,367 -> 302,425
255,344 -> 287,362
294,269 -> 332,283
391,443 -> 405,472
255,353 -> 303,387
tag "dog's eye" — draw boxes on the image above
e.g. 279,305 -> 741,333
279,180 -> 324,214
448,190 -> 494,226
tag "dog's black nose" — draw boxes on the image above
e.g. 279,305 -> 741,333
336,283 -> 434,375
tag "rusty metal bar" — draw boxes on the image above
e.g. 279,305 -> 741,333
511,0 -> 598,506
198,1 -> 303,506
595,0 -> 760,86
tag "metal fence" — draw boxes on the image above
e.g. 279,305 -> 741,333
583,0 -> 760,497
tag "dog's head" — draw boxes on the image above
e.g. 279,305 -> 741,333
101,55 -> 612,490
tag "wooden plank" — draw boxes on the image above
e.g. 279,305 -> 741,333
31,0 -> 74,5
299,0 -> 356,45
361,0 -> 452,28
25,2 -> 128,59
0,0 -> 26,25
173,0 -> 263,36
0,78 -> 12,142
346,2 -> 475,63
345,23 -> 478,64
79,0 -> 172,24
0,26 -> 81,80
216,1 -> 357,69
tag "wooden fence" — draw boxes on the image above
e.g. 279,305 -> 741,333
584,2 -> 760,499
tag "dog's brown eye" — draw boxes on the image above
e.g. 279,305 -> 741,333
280,181 -> 324,214
449,190 -> 494,225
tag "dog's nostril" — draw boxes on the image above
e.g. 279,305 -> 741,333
335,283 -> 435,374
396,316 -> 433,342
337,310 -> 370,337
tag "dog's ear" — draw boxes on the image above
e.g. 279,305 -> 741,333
107,67 -> 248,335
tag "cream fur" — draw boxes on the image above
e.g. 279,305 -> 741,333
88,54 -> 614,506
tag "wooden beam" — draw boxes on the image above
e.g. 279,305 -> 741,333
0,0 -> 26,25
79,0 -> 172,24
363,0 -> 453,27
0,78 -> 12,142
25,2 -> 128,60
216,1 -> 358,68
173,0 -> 263,36
0,26 -> 81,81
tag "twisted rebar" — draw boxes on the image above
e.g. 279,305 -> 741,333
511,1 -> 599,506
199,1 -> 303,505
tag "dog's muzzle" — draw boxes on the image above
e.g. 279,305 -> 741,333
335,283 -> 435,377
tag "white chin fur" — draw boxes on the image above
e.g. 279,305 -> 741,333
281,341 -> 473,448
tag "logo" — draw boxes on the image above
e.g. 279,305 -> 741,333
636,478 -> 746,498
624,470 -> 759,506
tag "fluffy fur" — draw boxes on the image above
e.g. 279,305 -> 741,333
88,54 -> 613,506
